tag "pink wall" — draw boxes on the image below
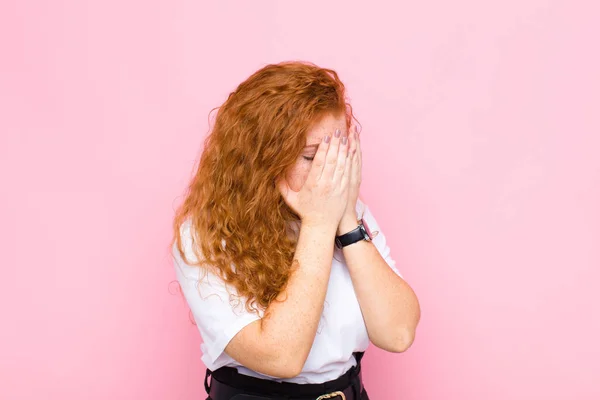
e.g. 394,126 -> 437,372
1,1 -> 599,399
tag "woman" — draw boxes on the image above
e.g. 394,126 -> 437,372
171,61 -> 421,400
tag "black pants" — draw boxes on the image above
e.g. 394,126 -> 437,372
205,353 -> 369,400
206,389 -> 369,400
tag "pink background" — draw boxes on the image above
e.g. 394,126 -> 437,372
1,1 -> 599,399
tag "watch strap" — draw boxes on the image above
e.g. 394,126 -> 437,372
335,223 -> 367,249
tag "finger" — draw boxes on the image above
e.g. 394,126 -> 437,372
348,125 -> 358,157
355,128 -> 362,167
332,133 -> 349,184
347,128 -> 360,185
321,128 -> 342,180
305,134 -> 331,185
348,140 -> 358,179
340,148 -> 353,192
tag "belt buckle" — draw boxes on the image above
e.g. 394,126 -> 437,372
316,391 -> 346,400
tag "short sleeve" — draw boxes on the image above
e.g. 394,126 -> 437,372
356,199 -> 403,278
172,220 -> 262,366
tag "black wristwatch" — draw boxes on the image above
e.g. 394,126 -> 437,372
335,218 -> 373,249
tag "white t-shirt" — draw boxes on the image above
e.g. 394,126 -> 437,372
173,199 -> 402,384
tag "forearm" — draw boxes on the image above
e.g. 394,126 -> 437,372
259,222 -> 336,370
339,216 -> 421,352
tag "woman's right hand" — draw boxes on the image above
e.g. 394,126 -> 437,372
277,128 -> 351,230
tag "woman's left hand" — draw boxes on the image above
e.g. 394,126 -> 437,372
337,124 -> 362,235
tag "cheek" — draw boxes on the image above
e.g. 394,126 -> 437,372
287,161 -> 311,191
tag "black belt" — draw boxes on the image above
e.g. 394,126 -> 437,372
205,352 -> 365,400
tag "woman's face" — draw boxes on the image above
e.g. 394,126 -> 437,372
285,113 -> 348,192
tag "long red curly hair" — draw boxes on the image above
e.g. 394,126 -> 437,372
171,61 -> 356,313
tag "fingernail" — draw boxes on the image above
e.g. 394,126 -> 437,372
334,129 -> 341,138
324,135 -> 331,143
342,136 -> 348,145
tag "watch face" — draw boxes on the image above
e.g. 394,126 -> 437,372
360,218 -> 373,240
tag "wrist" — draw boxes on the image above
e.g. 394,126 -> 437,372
301,218 -> 338,236
337,213 -> 359,236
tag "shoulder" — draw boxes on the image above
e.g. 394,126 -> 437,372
172,219 -> 241,296
172,219 -> 263,324
172,218 -> 204,280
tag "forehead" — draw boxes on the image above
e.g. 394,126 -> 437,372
305,113 -> 347,144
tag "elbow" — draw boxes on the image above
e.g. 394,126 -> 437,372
388,325 -> 417,353
251,330 -> 309,379
270,358 -> 304,379
275,363 -> 303,380
266,350 -> 306,379
390,301 -> 421,353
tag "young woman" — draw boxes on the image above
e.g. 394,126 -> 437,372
171,61 -> 421,400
